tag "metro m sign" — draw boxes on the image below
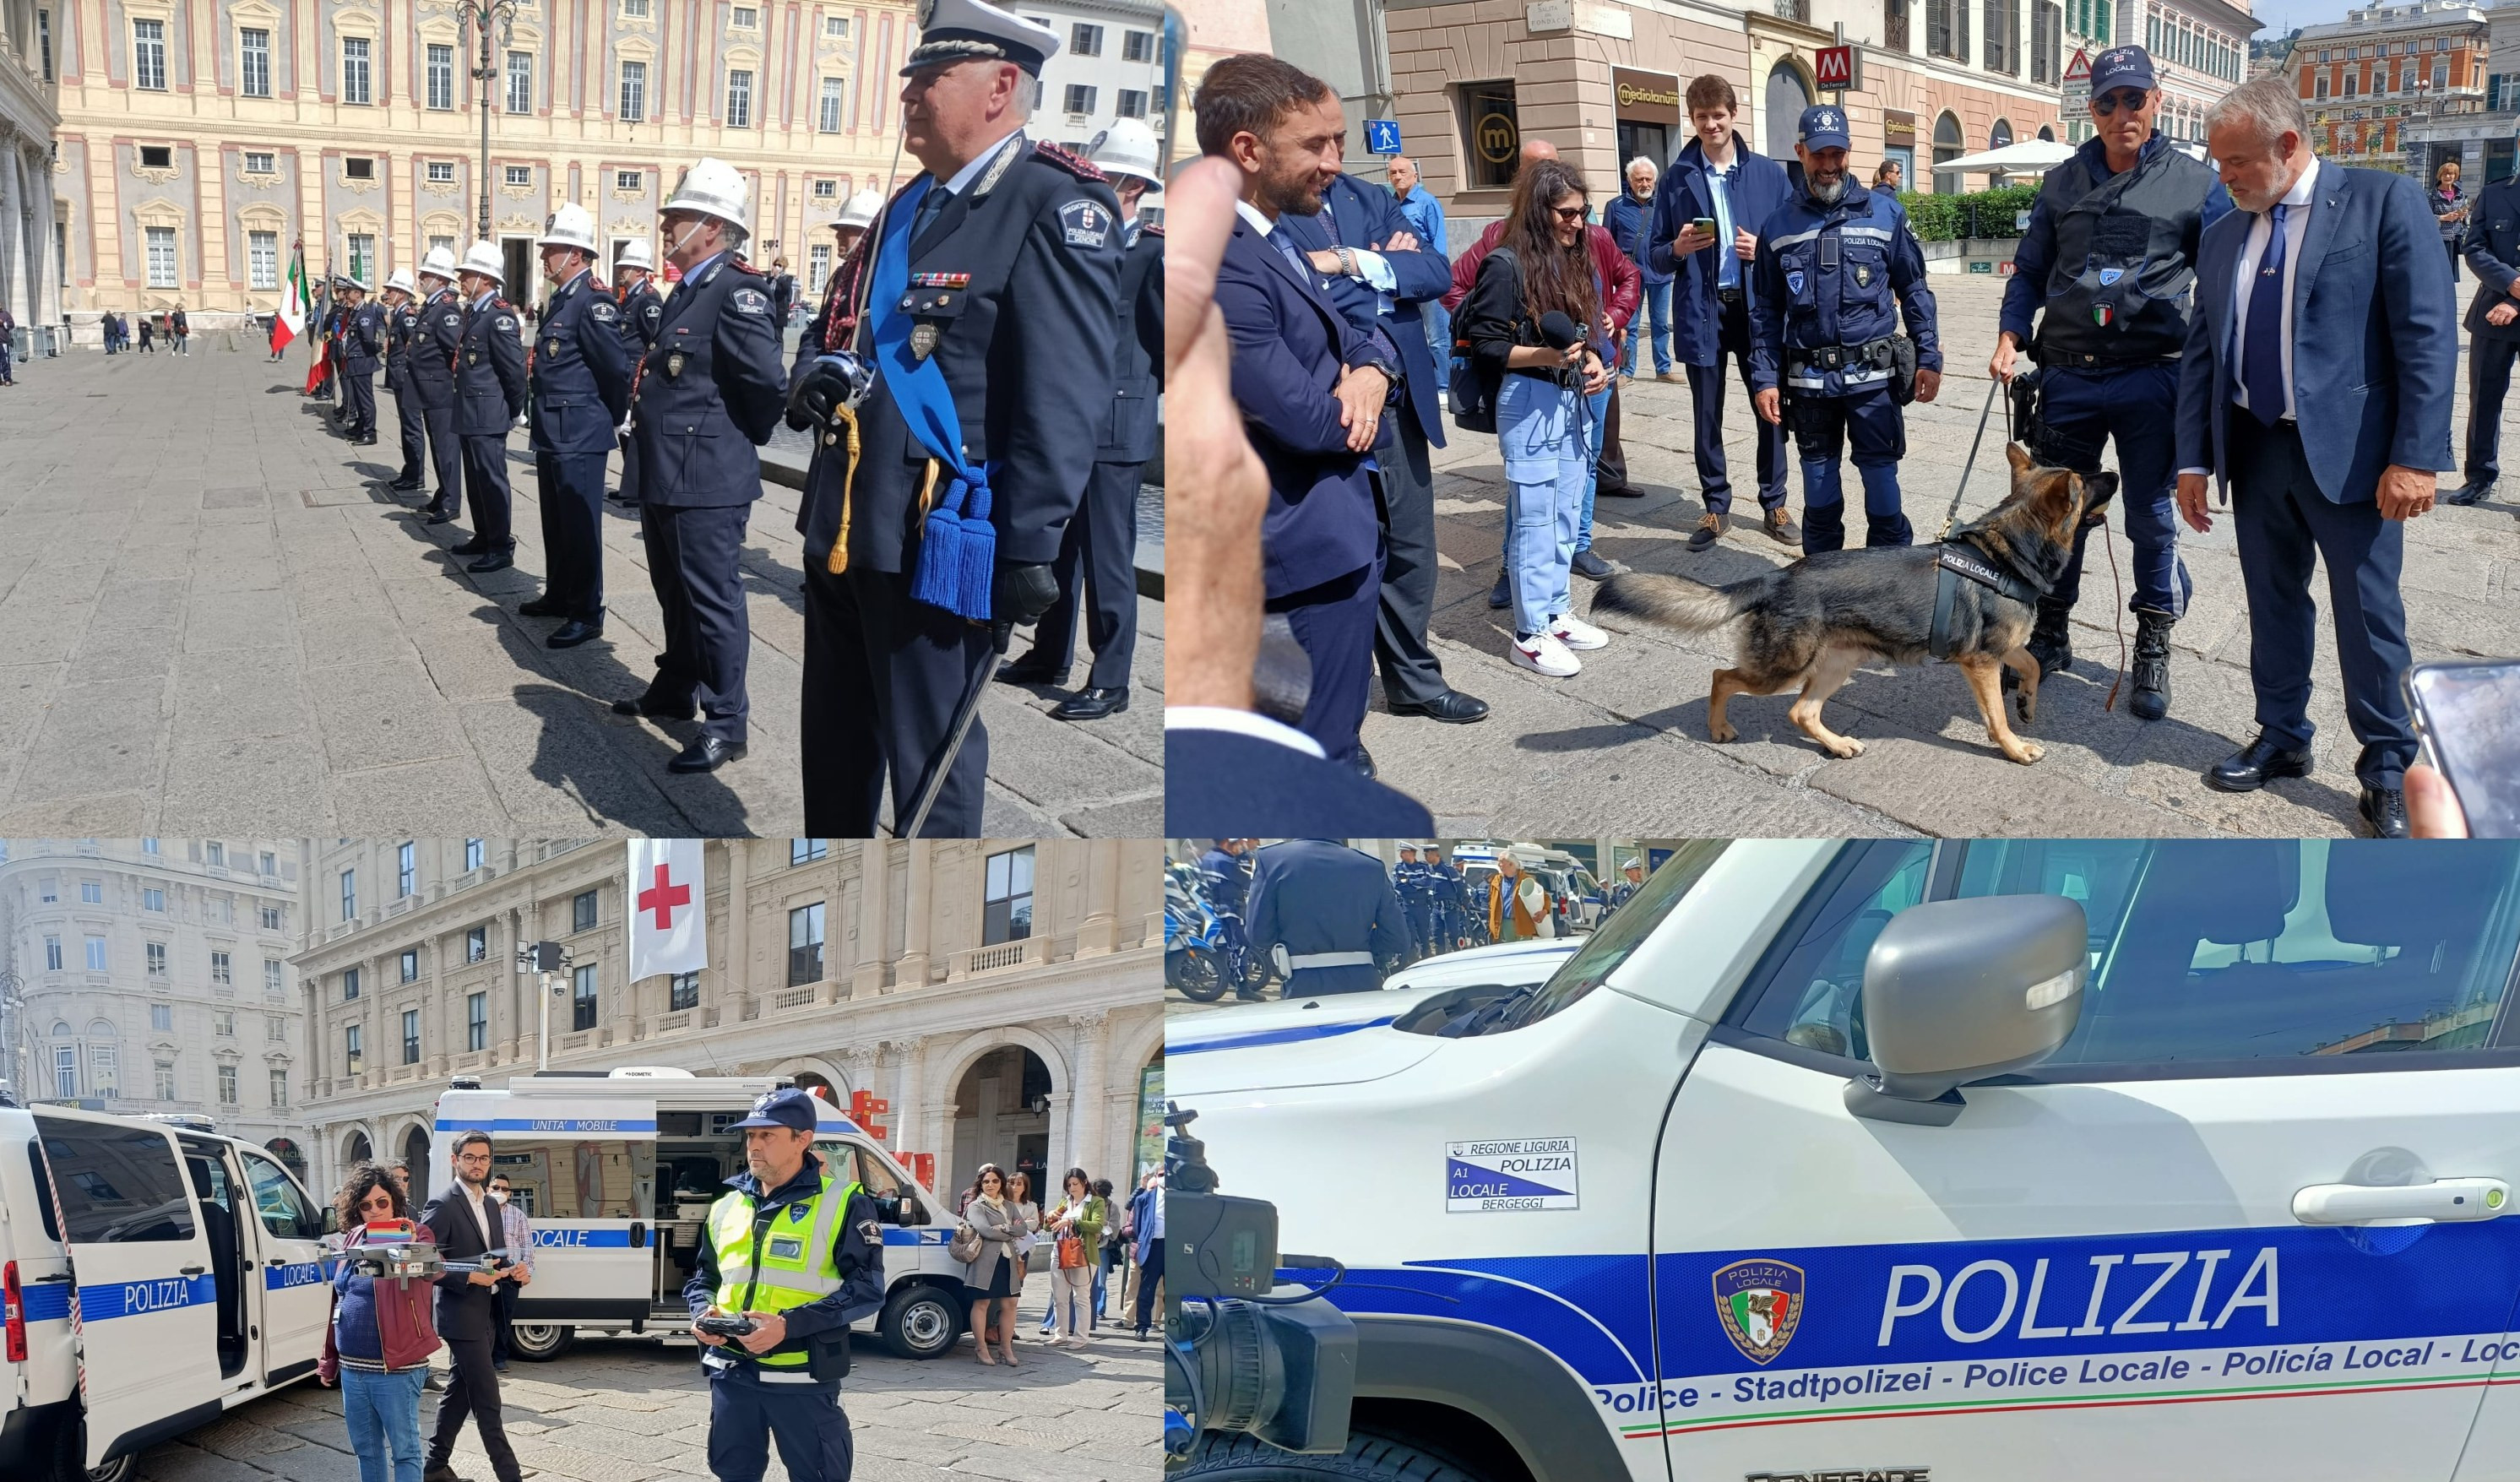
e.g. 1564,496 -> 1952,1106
1815,44 -> 1857,90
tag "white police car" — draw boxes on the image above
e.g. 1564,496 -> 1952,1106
1,1102 -> 331,1482
1172,838 -> 2520,1482
425,1069 -> 970,1360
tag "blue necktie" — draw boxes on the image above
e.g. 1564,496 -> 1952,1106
912,184 -> 950,242
2241,204 -> 2290,426
1274,232 -> 1311,282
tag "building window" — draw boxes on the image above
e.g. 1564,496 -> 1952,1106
430,233 -> 456,256
91,1046 -> 118,1099
467,926 -> 487,964
241,27 -> 271,96
2436,60 -> 2450,90
615,169 -> 641,192
819,76 -> 845,132
464,839 -> 485,870
152,1003 -> 173,1031
156,1061 -> 177,1100
344,966 -> 361,1001
726,68 -> 754,128
670,972 -> 700,1011
1459,81 -> 1520,190
146,942 -> 167,974
37,7 -> 52,80
397,841 -> 416,898
984,846 -> 1035,945
37,877 -> 56,902
249,231 -> 279,290
1070,22 -> 1102,55
345,1023 -> 362,1074
468,992 -> 488,1050
138,886 -> 164,910
347,233 -> 374,286
507,50 -> 533,113
260,903 -> 283,930
1122,28 -> 1152,62
504,165 -> 531,187
215,1011 -> 234,1037
133,18 -> 166,90
44,936 -> 61,971
573,964 -> 599,1029
54,1045 -> 75,1099
79,880 -> 101,904
824,14 -> 848,37
402,1008 -> 421,1064
622,0 -> 649,14
808,241 -> 831,293
264,958 -> 282,992
428,160 -> 456,184
788,903 -> 824,985
2316,73 -> 2331,99
399,948 -> 419,983
84,936 -> 107,971
620,60 -> 647,121
219,1064 -> 237,1105
260,851 -> 275,876
343,36 -> 371,105
1117,89 -> 1147,118
573,889 -> 599,932
212,951 -> 232,986
812,178 -> 836,199
342,869 -> 360,924
1063,84 -> 1097,116
270,1069 -> 288,1108
792,839 -> 829,865
428,43 -> 454,108
733,5 -> 757,24
266,1018 -> 283,1041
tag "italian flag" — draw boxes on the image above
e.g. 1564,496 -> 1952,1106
276,241 -> 309,357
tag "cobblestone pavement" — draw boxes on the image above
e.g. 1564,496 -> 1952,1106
0,349 -> 1162,837
133,1273 -> 1159,1481
1366,274 -> 2520,837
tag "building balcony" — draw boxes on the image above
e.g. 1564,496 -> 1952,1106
949,936 -> 1049,980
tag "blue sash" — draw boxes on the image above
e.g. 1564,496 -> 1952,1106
869,175 -> 994,620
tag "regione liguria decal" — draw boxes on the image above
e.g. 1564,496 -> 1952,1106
1714,1258 -> 1806,1365
1445,1137 -> 1578,1212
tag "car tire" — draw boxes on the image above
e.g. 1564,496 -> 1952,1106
505,1322 -> 575,1361
878,1284 -> 962,1360
1178,1432 -> 1490,1482
50,1409 -> 136,1482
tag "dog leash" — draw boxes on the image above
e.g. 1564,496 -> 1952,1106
1937,376 -> 2003,540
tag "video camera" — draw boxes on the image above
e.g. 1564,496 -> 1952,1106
1164,1105 -> 1356,1465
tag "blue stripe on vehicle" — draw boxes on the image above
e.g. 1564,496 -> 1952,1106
1168,1017 -> 1401,1055
430,1118 -> 662,1133
76,1273 -> 219,1322
21,1282 -> 73,1323
263,1260 -> 329,1291
882,1228 -> 954,1246
529,1227 -> 637,1248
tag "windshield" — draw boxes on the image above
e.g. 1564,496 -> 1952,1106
1492,840 -> 1731,1031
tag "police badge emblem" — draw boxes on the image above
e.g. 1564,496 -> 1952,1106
910,323 -> 940,361
1786,269 -> 1806,295
546,339 -> 561,357
1712,1258 -> 1805,1365
666,350 -> 687,378
2099,268 -> 2124,286
1855,263 -> 1872,287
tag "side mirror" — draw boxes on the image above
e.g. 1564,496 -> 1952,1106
884,1195 -> 925,1227
323,1206 -> 342,1236
1844,894 -> 2088,1126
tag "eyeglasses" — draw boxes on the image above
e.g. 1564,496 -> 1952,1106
2092,89 -> 2149,116
1550,204 -> 1589,223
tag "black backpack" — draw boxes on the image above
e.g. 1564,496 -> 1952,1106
1449,247 -> 1516,435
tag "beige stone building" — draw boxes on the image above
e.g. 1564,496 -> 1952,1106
0,0 -> 61,331
291,838 -> 1163,1208
46,0 -> 928,336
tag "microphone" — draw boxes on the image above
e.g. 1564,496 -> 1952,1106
1537,310 -> 1584,350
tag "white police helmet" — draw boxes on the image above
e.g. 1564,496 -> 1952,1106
537,203 -> 600,254
1085,118 -> 1163,187
384,269 -> 416,296
662,158 -> 752,236
616,238 -> 655,272
458,241 -> 506,284
418,245 -> 459,283
833,189 -> 884,233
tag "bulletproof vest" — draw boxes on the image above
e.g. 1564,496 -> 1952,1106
2034,144 -> 2217,364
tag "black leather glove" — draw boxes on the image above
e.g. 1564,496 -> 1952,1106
994,562 -> 1061,627
787,355 -> 862,432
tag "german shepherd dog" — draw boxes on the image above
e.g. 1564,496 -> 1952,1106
1594,444 -> 2118,765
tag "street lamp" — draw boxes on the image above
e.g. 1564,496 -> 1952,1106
458,0 -> 525,243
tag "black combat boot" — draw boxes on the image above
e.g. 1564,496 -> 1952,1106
2129,607 -> 2175,722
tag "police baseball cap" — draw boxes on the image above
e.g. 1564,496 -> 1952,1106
903,0 -> 1062,76
1797,104 -> 1851,151
732,1087 -> 820,1132
2090,46 -> 2157,95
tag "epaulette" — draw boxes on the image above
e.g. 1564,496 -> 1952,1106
1034,139 -> 1105,182
1143,223 -> 1165,238
725,257 -> 766,276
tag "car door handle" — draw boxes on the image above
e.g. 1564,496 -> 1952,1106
32,1273 -> 71,1284
2293,1177 -> 2511,1224
180,1265 -> 208,1276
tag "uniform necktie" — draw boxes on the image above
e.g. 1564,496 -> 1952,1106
2242,203 -> 2290,426
912,184 -> 951,241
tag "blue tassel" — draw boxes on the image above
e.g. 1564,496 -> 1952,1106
955,473 -> 996,620
912,493 -> 966,612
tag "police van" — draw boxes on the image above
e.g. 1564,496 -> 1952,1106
1171,838 -> 2520,1482
423,1069 -> 968,1362
0,1102 -> 332,1482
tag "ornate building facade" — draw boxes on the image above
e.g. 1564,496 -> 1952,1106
0,0 -> 60,329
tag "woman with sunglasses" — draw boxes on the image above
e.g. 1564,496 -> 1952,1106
1459,158 -> 1616,679
318,1164 -> 443,1482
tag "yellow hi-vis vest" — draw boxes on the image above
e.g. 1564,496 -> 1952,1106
707,1170 -> 863,1370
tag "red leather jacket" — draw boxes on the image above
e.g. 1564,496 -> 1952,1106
1441,219 -> 1642,337
319,1224 -> 445,1380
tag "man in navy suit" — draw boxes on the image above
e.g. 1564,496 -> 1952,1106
1277,166 -> 1489,730
1201,54 -> 1404,775
2175,78 -> 2455,838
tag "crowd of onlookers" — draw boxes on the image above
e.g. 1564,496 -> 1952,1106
949,1163 -> 1166,1368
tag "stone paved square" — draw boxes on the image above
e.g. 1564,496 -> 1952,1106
133,1271 -> 1159,1481
0,349 -> 1162,836
1366,274 -> 2520,836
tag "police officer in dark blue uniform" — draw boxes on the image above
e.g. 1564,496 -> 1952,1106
1751,105 -> 1943,554
1423,845 -> 1467,951
611,238 -> 666,510
686,1088 -> 884,1482
1245,839 -> 1409,996
340,278 -> 383,444
1393,844 -> 1440,962
1195,837 -> 1255,996
406,247 -> 467,524
2457,170 -> 2520,507
520,205 -> 633,649
612,158 -> 790,774
1994,46 -> 2232,722
382,269 -> 428,489
449,242 -> 528,572
787,0 -> 1122,835
997,118 -> 1165,723
1605,858 -> 1645,915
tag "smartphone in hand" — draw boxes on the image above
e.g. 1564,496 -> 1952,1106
2406,660 -> 2520,837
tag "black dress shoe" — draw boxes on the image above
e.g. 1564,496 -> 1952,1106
466,551 -> 514,573
1489,572 -> 1511,609
2360,784 -> 2410,839
1050,687 -> 1128,720
669,736 -> 747,773
2203,734 -> 2313,793
546,618 -> 605,649
449,538 -> 490,556
997,657 -> 1066,686
353,433 -> 377,445
2446,480 -> 2496,507
424,508 -> 456,525
1352,746 -> 1377,780
1388,688 -> 1490,724
518,595 -> 568,617
390,475 -> 422,491
1570,549 -> 1615,580
612,694 -> 698,722
1595,482 -> 1648,498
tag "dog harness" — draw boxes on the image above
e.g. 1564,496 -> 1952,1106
1928,539 -> 2049,661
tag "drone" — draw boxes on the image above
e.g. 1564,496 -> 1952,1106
335,1221 -> 516,1283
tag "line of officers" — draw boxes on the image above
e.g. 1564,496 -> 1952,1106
307,0 -> 1163,834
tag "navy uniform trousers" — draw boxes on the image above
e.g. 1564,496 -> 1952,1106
535,452 -> 608,618
2040,361 -> 2193,618
462,436 -> 514,550
2465,335 -> 2520,489
1032,457 -> 1142,690
344,368 -> 377,437
706,1367 -> 853,1482
640,503 -> 752,745
423,408 -> 463,513
1788,383 -> 1911,552
2227,412 -> 2418,790
393,379 -> 426,480
801,563 -> 996,836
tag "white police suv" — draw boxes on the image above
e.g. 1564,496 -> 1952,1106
1170,838 -> 2520,1482
1,1102 -> 331,1482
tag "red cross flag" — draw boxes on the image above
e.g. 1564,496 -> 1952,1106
627,839 -> 708,980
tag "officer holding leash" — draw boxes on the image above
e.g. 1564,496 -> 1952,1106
1751,105 -> 1942,554
1991,45 -> 2231,722
687,1088 -> 885,1482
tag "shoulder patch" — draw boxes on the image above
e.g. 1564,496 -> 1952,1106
730,286 -> 771,315
495,315 -> 517,331
1057,198 -> 1113,250
1034,139 -> 1106,182
591,301 -> 619,323
441,313 -> 462,328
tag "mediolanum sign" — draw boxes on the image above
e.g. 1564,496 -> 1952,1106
1613,67 -> 1681,124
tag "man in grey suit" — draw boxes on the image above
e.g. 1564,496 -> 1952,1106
2175,77 -> 2456,839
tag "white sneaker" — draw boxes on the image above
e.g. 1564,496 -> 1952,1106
1549,612 -> 1609,650
1510,631 -> 1581,677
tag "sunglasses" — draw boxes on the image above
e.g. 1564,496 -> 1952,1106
1550,204 -> 1589,223
2092,90 -> 2149,116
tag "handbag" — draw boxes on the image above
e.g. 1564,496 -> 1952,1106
948,1220 -> 982,1264
1056,1235 -> 1089,1269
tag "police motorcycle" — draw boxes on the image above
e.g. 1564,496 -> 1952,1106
1168,866 -> 1236,1003
1168,837 -> 2520,1482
